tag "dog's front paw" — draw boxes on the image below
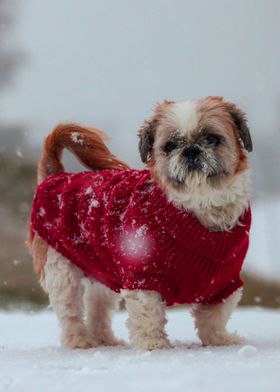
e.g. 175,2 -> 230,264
200,330 -> 243,347
132,338 -> 173,351
62,331 -> 97,349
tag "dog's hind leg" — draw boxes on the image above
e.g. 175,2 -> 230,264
192,288 -> 243,346
122,289 -> 172,350
83,279 -> 123,346
42,247 -> 96,349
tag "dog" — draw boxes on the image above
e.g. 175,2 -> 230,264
29,96 -> 252,350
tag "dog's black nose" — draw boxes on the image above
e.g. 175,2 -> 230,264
183,146 -> 201,160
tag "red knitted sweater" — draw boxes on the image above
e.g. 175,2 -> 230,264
31,169 -> 251,306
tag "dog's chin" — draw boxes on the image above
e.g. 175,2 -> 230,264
167,163 -> 227,192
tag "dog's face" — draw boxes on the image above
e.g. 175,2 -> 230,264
139,97 -> 252,196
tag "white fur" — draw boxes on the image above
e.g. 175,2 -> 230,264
42,247 -> 95,349
168,154 -> 188,184
83,279 -> 122,346
192,288 -> 243,346
42,247 -> 122,349
121,289 -> 171,350
169,169 -> 251,231
166,100 -> 199,134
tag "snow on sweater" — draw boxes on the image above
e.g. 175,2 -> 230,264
30,169 -> 251,306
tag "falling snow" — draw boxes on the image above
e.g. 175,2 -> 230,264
119,225 -> 152,260
57,194 -> 64,209
84,186 -> 93,195
15,147 -> 23,158
88,197 -> 100,212
38,207 -> 45,217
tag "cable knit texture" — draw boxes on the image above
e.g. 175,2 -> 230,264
31,169 -> 251,306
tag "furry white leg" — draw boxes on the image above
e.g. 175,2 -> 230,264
192,288 -> 243,346
83,279 -> 123,346
42,247 -> 96,349
122,289 -> 171,350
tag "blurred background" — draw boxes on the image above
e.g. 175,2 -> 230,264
0,0 -> 280,309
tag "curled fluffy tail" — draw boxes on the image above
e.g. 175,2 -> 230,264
37,123 -> 129,183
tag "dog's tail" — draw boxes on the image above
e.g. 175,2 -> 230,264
37,123 -> 129,184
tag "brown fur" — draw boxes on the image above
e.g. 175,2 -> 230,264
29,233 -> 48,278
138,100 -> 174,164
38,123 -> 129,184
31,123 -> 130,276
197,96 -> 250,177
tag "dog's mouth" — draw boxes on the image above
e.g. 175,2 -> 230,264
184,159 -> 203,172
168,158 -> 227,188
186,156 -> 228,179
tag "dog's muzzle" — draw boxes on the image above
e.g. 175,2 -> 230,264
182,147 -> 203,171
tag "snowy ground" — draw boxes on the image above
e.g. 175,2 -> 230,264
1,308 -> 280,392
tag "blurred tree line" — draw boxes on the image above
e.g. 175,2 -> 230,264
0,0 -> 47,308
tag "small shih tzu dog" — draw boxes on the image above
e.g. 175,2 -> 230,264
29,96 -> 252,350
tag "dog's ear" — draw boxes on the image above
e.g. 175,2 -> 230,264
138,119 -> 158,163
138,100 -> 174,163
229,105 -> 253,152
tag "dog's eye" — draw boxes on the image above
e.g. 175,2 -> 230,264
163,141 -> 177,153
205,134 -> 221,146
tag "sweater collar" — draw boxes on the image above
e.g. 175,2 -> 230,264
140,170 -> 251,262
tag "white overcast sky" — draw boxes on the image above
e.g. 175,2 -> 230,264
1,0 -> 280,166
